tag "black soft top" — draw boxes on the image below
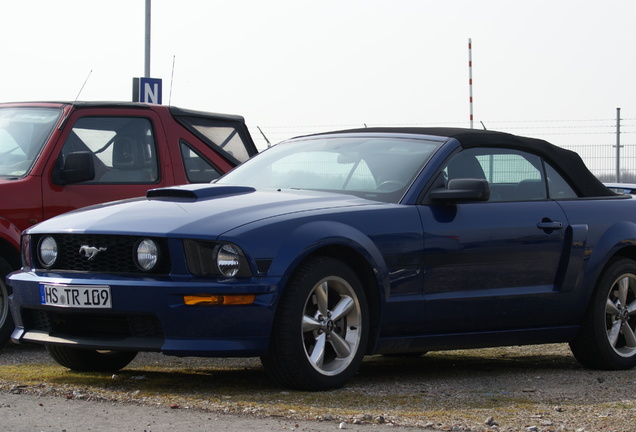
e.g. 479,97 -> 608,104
315,127 -> 614,198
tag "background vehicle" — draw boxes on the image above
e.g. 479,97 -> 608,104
604,183 -> 636,195
8,128 -> 636,391
0,101 -> 258,345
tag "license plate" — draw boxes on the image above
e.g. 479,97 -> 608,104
39,284 -> 112,308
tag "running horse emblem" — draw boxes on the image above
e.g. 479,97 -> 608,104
79,245 -> 107,260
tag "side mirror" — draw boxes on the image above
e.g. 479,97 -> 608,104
430,178 -> 490,202
53,151 -> 95,185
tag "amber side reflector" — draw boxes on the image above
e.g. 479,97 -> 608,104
183,295 -> 256,306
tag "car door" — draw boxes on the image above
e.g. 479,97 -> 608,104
42,111 -> 169,220
417,147 -> 572,334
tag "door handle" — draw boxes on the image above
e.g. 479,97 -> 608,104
537,220 -> 563,231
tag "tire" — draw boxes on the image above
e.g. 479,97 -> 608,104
0,257 -> 15,347
570,257 -> 636,370
46,345 -> 137,372
261,256 -> 369,391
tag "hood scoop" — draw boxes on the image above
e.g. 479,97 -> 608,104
147,184 -> 256,201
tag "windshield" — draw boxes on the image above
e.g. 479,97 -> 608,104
217,135 -> 442,203
0,107 -> 62,179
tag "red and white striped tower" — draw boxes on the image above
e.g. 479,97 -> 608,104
468,38 -> 474,129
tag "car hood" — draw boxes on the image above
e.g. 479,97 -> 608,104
28,184 -> 384,237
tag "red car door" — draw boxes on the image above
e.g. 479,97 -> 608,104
41,108 -> 174,221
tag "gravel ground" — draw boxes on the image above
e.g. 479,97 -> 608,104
1,342 -> 636,431
0,391 -> 427,432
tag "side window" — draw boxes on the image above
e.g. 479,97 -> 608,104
545,163 -> 578,199
443,148 -> 547,201
60,117 -> 158,184
174,115 -> 255,164
180,141 -> 222,183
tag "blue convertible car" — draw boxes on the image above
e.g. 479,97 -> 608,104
8,128 -> 636,390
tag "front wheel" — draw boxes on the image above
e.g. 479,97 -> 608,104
261,256 -> 369,390
0,257 -> 15,347
570,258 -> 636,370
46,345 -> 137,372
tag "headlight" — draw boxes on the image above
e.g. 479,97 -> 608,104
38,236 -> 58,268
183,240 -> 251,277
217,244 -> 241,277
135,238 -> 159,271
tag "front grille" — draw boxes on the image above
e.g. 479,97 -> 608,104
31,234 -> 171,274
23,308 -> 164,339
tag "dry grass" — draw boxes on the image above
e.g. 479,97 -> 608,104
2,343 -> 636,431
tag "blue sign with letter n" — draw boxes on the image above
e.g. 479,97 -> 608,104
132,77 -> 162,104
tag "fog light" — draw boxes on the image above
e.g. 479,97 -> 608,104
136,239 -> 159,271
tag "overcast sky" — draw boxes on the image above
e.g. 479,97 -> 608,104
1,0 -> 634,154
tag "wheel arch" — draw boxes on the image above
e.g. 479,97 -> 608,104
0,237 -> 20,272
593,246 -> 636,291
566,241 -> 636,349
582,222 -> 636,299
265,220 -> 389,356
580,248 -> 636,324
608,245 -> 636,263
0,216 -> 22,271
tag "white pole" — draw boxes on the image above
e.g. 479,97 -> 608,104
616,107 -> 621,182
144,0 -> 151,77
468,38 -> 473,129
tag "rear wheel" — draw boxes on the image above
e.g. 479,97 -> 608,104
46,345 -> 137,372
261,256 -> 369,390
570,258 -> 636,369
0,257 -> 15,347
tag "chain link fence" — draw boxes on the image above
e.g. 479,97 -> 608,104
558,143 -> 636,183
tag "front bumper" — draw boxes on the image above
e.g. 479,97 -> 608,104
8,270 -> 280,357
